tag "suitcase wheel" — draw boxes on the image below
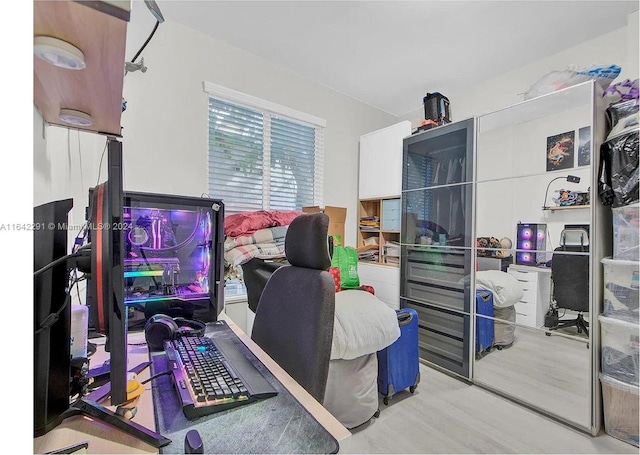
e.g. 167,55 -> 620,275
383,396 -> 389,406
496,345 -> 503,351
409,385 -> 416,393
373,409 -> 380,418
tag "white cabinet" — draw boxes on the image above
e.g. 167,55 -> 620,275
357,263 -> 400,310
359,121 -> 411,198
356,121 -> 410,309
507,265 -> 552,328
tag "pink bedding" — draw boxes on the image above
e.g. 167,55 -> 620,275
224,210 -> 303,238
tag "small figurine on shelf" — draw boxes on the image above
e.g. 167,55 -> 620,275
553,189 -> 579,206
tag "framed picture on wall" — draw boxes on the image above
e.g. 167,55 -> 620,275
577,126 -> 591,166
546,130 -> 575,171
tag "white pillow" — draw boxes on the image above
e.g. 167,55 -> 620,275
475,270 -> 524,308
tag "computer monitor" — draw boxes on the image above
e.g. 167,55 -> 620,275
86,140 -> 128,406
34,139 -> 169,447
34,198 -> 73,436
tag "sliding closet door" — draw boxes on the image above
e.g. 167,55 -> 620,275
400,118 -> 474,379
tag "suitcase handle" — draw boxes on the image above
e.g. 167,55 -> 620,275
397,311 -> 413,326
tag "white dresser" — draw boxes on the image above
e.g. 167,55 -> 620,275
507,264 -> 552,329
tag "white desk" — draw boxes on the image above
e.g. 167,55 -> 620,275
34,316 -> 350,454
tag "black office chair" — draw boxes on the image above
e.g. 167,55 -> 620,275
251,213 -> 335,403
241,257 -> 288,313
549,229 -> 590,337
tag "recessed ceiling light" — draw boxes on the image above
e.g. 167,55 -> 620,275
59,109 -> 93,127
34,36 -> 86,70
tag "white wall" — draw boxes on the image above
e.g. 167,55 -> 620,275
400,11 -> 639,127
33,10 -> 397,250
118,8 -> 397,248
398,10 -> 638,248
33,8 -> 638,251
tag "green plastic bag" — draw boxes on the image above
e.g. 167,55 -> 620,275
331,245 -> 360,289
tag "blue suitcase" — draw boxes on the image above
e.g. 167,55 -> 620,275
476,290 -> 494,359
377,308 -> 420,405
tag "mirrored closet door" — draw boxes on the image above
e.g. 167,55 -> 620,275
472,80 -> 610,434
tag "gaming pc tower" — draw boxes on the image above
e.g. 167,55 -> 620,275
515,223 -> 547,266
88,191 -> 225,333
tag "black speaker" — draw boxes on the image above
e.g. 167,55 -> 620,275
516,223 -> 547,266
144,314 -> 206,351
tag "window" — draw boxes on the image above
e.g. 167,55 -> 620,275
204,82 -> 326,298
204,81 -> 325,215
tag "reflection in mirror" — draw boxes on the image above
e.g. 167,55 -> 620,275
472,82 -> 598,432
473,319 -> 590,429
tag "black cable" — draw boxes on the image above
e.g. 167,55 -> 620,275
141,370 -> 171,385
34,275 -> 80,335
131,20 -> 160,64
95,140 -> 108,187
34,252 -> 81,277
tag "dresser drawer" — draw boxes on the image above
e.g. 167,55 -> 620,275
406,260 -> 466,288
519,288 -> 537,304
515,308 -> 537,327
508,268 -> 538,284
403,299 -> 470,378
381,199 -> 401,231
407,248 -> 466,266
515,300 -> 535,316
405,282 -> 466,312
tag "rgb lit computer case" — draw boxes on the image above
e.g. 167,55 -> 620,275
515,223 -> 547,266
122,191 -> 225,328
88,191 -> 224,332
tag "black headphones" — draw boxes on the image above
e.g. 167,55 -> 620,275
144,314 -> 206,351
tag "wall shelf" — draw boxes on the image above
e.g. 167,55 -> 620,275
543,205 -> 590,212
34,0 -> 130,137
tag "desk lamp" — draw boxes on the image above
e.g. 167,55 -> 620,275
542,175 -> 581,210
125,0 -> 166,74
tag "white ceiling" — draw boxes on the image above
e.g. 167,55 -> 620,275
153,0 -> 638,116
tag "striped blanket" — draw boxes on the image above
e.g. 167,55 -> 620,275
224,225 -> 288,267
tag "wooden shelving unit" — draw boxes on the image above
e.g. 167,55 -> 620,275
357,197 -> 401,267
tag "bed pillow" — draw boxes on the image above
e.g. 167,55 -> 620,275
331,290 -> 400,360
475,270 -> 524,308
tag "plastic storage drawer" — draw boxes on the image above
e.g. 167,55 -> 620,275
598,315 -> 639,385
612,203 -> 639,261
600,373 -> 639,447
601,257 -> 639,323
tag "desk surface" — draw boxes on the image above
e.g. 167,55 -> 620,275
33,315 -> 350,454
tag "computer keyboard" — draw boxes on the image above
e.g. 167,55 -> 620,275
164,331 -> 278,419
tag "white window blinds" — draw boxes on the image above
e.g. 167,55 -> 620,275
205,82 -> 325,215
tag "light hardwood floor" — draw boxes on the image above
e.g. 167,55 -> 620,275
474,323 -> 591,428
339,363 -> 637,454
